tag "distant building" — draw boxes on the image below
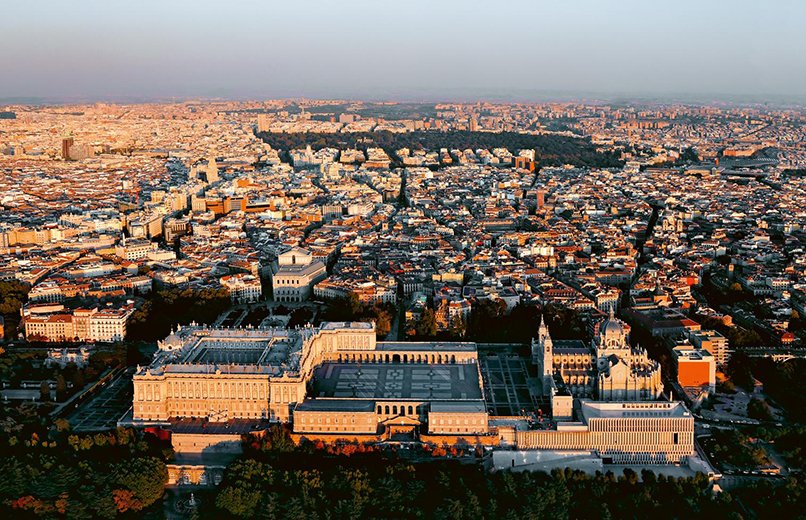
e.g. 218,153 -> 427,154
61,137 -> 74,160
24,306 -> 134,343
514,156 -> 536,172
624,307 -> 701,337
46,346 -> 93,368
220,273 -> 262,303
115,237 -> 158,261
257,114 -> 271,133
537,189 -> 546,210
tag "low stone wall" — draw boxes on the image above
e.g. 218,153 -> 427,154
172,432 -> 243,454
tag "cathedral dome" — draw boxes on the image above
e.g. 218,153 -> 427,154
598,311 -> 627,349
602,317 -> 624,336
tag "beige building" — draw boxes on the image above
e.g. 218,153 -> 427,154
115,237 -> 157,261
24,306 -> 133,343
271,247 -> 327,303
131,322 -> 485,435
130,322 -> 694,465
689,329 -> 730,366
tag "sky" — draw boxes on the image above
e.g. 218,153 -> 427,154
1,0 -> 804,103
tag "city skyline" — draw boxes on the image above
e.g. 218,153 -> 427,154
2,0 -> 805,103
1,2 -> 804,517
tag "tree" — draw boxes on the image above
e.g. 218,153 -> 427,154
54,418 -> 70,432
449,315 -> 466,338
55,374 -> 67,400
39,381 -> 51,402
747,398 -> 773,421
72,369 -> 86,390
416,308 -> 438,337
727,351 -> 754,390
110,457 -> 167,510
216,487 -> 262,518
373,307 -> 393,338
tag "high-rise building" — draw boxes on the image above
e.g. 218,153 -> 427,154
257,114 -> 271,133
61,137 -> 74,160
205,155 -> 219,183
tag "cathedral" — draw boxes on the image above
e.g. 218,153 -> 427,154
533,311 -> 663,401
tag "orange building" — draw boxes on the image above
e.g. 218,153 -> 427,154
673,346 -> 715,391
514,156 -> 536,172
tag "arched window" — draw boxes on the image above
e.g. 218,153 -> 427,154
408,405 -> 413,415
392,405 -> 398,414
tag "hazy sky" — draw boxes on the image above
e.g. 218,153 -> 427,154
1,0 -> 804,102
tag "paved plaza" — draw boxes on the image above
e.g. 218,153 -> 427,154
479,354 -> 540,416
66,369 -> 133,432
312,362 -> 482,400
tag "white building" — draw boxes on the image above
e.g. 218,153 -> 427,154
271,247 -> 327,303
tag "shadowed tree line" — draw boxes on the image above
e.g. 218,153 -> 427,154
256,130 -> 624,168
413,301 -> 585,344
0,280 -> 30,339
210,450 -> 796,520
319,293 -> 395,339
127,287 -> 231,341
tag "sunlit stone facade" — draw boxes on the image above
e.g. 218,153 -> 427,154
534,312 -> 663,401
515,400 -> 694,463
133,322 -> 377,423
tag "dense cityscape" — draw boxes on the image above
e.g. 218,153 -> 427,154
0,97 -> 803,518
3,0 -> 806,515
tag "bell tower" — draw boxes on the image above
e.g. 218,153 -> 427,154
532,315 -> 554,386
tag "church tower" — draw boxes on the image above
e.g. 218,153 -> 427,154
532,315 -> 554,387
206,155 -> 219,183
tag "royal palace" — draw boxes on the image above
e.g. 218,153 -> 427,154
127,319 -> 693,465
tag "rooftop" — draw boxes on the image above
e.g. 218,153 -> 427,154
579,400 -> 691,421
377,341 -> 477,352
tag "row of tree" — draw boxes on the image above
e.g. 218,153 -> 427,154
256,130 -> 625,168
412,301 -> 587,343
319,294 -> 395,339
212,453 -> 779,520
0,280 -> 30,339
213,426 -> 805,519
127,287 -> 231,341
